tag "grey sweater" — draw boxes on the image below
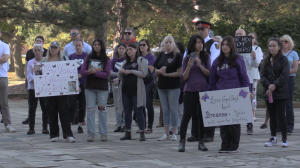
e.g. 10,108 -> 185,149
117,57 -> 148,113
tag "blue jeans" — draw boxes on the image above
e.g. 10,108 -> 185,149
122,94 -> 145,131
85,89 -> 108,136
158,88 -> 180,127
143,82 -> 154,129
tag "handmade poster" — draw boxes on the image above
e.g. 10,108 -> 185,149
234,36 -> 252,53
199,87 -> 253,127
34,60 -> 79,97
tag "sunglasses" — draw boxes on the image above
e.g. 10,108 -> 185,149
139,44 -> 147,47
51,46 -> 58,49
124,32 -> 132,35
70,33 -> 79,37
281,40 -> 288,44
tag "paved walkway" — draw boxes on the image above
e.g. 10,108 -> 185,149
0,99 -> 300,168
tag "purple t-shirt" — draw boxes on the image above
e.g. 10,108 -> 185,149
207,54 -> 250,91
69,52 -> 88,85
181,56 -> 211,92
111,57 -> 125,79
142,53 -> 156,83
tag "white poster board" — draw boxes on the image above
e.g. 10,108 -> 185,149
34,60 -> 79,97
199,87 -> 253,127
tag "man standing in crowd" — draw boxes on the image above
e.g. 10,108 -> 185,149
187,21 -> 220,143
235,28 -> 258,135
63,27 -> 92,57
113,27 -> 139,57
22,36 -> 48,124
0,28 -> 16,132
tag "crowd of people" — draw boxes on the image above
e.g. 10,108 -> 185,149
0,19 -> 298,152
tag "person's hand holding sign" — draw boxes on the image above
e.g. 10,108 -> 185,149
95,67 -> 103,72
78,74 -> 82,79
250,51 -> 256,60
187,57 -> 195,68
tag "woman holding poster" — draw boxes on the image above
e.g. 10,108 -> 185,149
81,39 -> 111,142
207,36 -> 250,153
260,36 -> 290,147
178,35 -> 211,152
117,43 -> 148,141
41,41 -> 76,143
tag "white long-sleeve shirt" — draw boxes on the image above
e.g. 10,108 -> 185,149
239,46 -> 260,83
251,45 -> 263,80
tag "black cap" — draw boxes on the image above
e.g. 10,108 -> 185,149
195,21 -> 212,29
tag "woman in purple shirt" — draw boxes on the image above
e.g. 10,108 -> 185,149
81,39 -> 111,142
68,39 -> 88,133
111,42 -> 126,132
139,39 -> 156,133
207,36 -> 250,153
178,35 -> 211,152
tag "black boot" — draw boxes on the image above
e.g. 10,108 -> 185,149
27,129 -> 35,135
120,126 -> 126,132
140,131 -> 146,141
22,118 -> 29,124
114,126 -> 122,132
120,131 -> 131,140
198,139 -> 208,151
178,139 -> 186,152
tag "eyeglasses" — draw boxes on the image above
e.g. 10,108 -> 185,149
124,32 -> 132,35
70,33 -> 79,37
139,44 -> 147,47
281,40 -> 288,44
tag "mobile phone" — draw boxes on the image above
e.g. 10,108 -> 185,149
190,52 -> 196,59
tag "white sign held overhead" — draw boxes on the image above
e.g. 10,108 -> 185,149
199,87 -> 253,127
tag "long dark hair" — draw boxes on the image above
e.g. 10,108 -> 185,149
263,36 -> 283,68
175,41 -> 185,56
139,39 -> 151,54
88,38 -> 109,69
125,43 -> 140,62
115,42 -> 127,59
187,34 -> 208,65
218,36 -> 237,68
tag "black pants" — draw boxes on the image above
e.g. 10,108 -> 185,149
28,89 -> 48,129
266,99 -> 287,141
46,95 -> 74,139
180,92 -> 205,139
69,84 -> 86,123
220,124 -> 241,150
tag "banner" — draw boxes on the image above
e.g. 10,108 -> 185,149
199,87 -> 253,127
34,60 -> 79,97
234,36 -> 252,53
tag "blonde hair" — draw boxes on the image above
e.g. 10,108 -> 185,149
280,35 -> 294,50
162,35 -> 178,57
159,42 -> 165,52
45,47 -> 63,61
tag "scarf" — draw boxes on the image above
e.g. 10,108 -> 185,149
122,37 -> 137,45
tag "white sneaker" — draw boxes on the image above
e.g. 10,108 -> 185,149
5,124 -> 16,132
51,137 -> 59,142
170,134 -> 177,141
157,134 -> 169,141
281,140 -> 288,147
66,136 -> 76,143
265,137 -> 277,147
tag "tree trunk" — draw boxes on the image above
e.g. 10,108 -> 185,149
10,30 -> 24,78
113,0 -> 129,49
183,16 -> 192,34
95,0 -> 108,47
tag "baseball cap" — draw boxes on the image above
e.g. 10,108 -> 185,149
50,41 -> 60,48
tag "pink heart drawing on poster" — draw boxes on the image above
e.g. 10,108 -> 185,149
57,74 -> 59,77
66,63 -> 70,66
52,65 -> 56,68
46,73 -> 49,75
49,93 -> 51,95
39,76 -> 42,79
64,87 -> 66,89
70,76 -> 74,79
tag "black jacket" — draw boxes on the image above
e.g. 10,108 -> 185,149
260,54 -> 289,101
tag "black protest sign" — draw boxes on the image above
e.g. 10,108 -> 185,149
234,36 -> 252,53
